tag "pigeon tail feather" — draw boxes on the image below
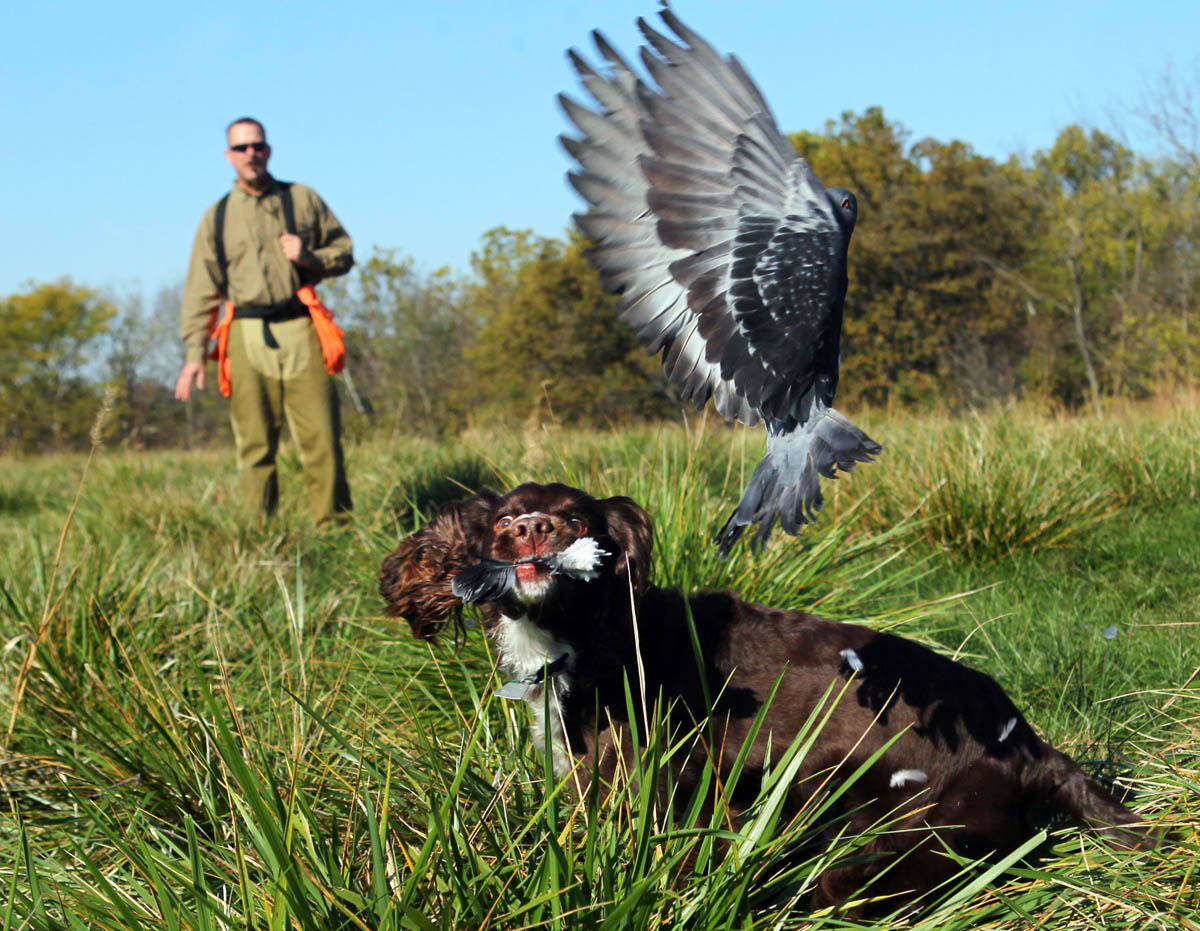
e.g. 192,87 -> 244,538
716,408 -> 881,556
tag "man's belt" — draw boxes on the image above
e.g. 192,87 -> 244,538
207,285 -> 345,398
233,296 -> 309,348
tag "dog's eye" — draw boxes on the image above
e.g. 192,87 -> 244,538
567,518 -> 587,534
496,516 -> 513,530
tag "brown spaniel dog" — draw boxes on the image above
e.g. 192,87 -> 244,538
380,482 -> 1154,910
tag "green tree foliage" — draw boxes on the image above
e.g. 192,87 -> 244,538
1137,64 -> 1200,387
102,284 -> 211,449
793,108 -> 1036,407
1026,126 -> 1135,409
0,280 -> 116,452
1148,161 -> 1200,388
1017,126 -> 1198,408
462,227 -> 677,424
322,248 -> 477,437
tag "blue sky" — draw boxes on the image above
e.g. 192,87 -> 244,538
3,0 -> 1196,305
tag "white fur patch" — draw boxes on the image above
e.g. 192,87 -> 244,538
493,614 -> 575,776
553,537 -> 608,579
840,648 -> 864,673
998,717 -> 1017,743
889,769 -> 928,788
494,614 -> 573,680
513,572 -> 553,603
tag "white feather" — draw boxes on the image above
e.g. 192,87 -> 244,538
890,769 -> 928,788
554,537 -> 609,579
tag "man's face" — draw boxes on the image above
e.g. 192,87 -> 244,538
225,122 -> 270,188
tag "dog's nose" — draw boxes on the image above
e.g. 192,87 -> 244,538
511,513 -> 553,547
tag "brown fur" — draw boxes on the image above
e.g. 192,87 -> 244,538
379,491 -> 501,638
381,482 -> 1155,911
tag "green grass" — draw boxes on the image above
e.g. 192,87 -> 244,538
0,402 -> 1197,928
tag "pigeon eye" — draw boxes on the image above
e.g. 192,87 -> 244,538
841,198 -> 851,210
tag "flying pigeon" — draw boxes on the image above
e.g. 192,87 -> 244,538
559,10 -> 881,554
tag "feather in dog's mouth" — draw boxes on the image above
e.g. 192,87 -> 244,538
452,537 -> 610,604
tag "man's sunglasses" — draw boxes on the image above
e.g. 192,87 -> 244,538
230,142 -> 268,153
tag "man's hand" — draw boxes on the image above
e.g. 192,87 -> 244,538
280,232 -> 317,270
175,361 -> 206,401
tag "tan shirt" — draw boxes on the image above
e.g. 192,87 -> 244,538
180,176 -> 354,363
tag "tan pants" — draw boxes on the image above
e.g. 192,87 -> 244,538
227,315 -> 351,525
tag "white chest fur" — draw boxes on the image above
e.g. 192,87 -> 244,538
493,613 -> 575,776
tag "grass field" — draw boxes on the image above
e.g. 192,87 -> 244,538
1,402 -> 1197,929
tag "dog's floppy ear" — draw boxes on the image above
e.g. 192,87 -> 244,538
599,495 -> 653,596
380,490 -> 501,639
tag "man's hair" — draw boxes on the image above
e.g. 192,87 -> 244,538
226,116 -> 267,143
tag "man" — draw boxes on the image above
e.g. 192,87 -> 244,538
175,117 -> 354,526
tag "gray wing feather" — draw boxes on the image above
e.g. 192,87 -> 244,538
561,20 -> 749,424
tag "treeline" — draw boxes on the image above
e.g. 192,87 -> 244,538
3,108 -> 1198,453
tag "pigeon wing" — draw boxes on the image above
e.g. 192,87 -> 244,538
451,560 -> 517,604
561,18 -> 755,424
562,10 -> 847,427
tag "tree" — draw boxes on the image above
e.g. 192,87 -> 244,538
322,248 -> 476,436
0,280 -> 116,452
1138,64 -> 1200,389
462,228 -> 677,424
1146,161 -> 1200,389
103,284 -> 194,448
1020,126 -> 1174,410
793,108 -> 1036,408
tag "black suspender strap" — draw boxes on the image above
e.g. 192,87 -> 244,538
278,182 -> 297,235
278,182 -> 313,287
213,193 -> 231,295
